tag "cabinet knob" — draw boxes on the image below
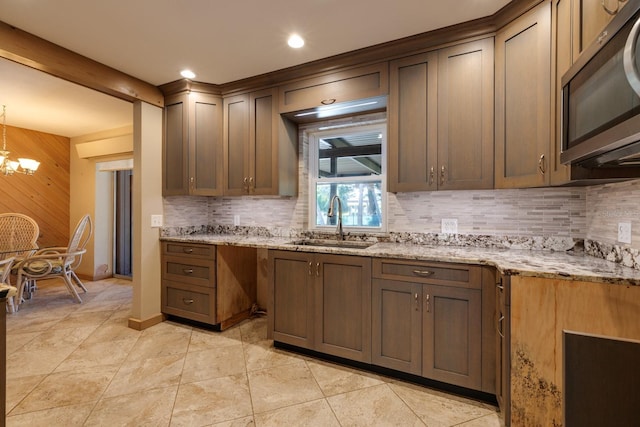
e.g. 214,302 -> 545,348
538,154 -> 546,175
183,268 -> 194,274
429,167 -> 435,185
182,298 -> 195,305
440,165 -> 445,186
601,0 -> 618,16
183,248 -> 194,254
412,269 -> 434,277
497,314 -> 505,338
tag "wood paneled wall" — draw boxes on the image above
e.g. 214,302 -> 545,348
0,124 -> 69,248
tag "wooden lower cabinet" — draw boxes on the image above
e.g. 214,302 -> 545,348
268,250 -> 372,363
161,242 -> 257,330
372,258 -> 488,391
495,275 -> 511,424
372,279 -> 422,375
423,284 -> 482,389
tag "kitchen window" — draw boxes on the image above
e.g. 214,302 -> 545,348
308,123 -> 387,232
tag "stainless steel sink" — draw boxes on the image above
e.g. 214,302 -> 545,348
288,239 -> 375,249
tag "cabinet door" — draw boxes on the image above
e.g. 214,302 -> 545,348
269,251 -> 314,349
249,88 -> 278,195
315,254 -> 372,363
279,63 -> 388,113
190,93 -> 224,196
495,275 -> 511,420
423,284 -> 482,389
577,0 -> 624,54
495,1 -> 551,188
551,0 -> 573,185
223,94 -> 250,196
438,38 -> 494,190
163,95 -> 189,196
372,279 -> 422,375
388,52 -> 438,192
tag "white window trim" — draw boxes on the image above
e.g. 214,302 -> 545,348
308,123 -> 387,233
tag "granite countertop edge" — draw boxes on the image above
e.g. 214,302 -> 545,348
160,234 -> 640,286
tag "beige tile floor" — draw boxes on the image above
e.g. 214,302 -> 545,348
4,277 -> 505,427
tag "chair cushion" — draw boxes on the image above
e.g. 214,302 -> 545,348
22,260 -> 64,275
0,284 -> 17,297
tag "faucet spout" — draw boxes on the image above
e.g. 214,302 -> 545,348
327,195 -> 344,240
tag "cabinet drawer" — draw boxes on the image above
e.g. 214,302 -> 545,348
162,241 -> 215,259
372,258 -> 481,289
162,255 -> 215,287
162,280 -> 216,324
279,62 -> 388,113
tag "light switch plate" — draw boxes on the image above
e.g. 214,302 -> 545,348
618,222 -> 631,244
151,214 -> 163,228
442,218 -> 458,234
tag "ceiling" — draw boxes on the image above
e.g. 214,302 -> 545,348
0,0 -> 510,138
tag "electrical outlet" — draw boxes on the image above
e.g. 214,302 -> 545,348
234,215 -> 240,226
618,222 -> 631,244
441,218 -> 458,234
150,214 -> 163,228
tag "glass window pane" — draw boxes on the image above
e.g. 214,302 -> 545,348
315,181 -> 382,228
318,131 -> 382,178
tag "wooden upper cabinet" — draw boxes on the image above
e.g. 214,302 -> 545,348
278,62 -> 388,113
437,38 -> 494,190
223,88 -> 280,196
163,92 -> 223,196
495,1 -> 551,188
223,94 -> 250,196
577,0 -> 625,55
551,0 -> 573,185
388,52 -> 438,192
250,89 -> 279,195
388,38 -> 494,192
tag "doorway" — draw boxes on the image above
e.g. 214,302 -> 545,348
114,169 -> 132,278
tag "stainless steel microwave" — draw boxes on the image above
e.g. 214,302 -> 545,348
561,0 -> 640,168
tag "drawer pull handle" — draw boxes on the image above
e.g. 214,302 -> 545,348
321,98 -> 336,105
183,248 -> 194,254
412,269 -> 434,276
182,298 -> 194,305
183,269 -> 194,274
425,294 -> 430,312
497,315 -> 505,338
414,293 -> 419,311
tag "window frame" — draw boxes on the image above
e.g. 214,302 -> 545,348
308,123 -> 387,233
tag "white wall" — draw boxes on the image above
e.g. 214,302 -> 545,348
70,124 -> 133,279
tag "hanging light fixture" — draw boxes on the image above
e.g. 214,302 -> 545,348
0,105 -> 39,175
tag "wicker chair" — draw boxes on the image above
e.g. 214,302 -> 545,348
0,213 -> 39,260
0,257 -> 17,312
14,214 -> 92,309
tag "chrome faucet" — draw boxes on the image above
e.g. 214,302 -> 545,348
327,195 -> 344,240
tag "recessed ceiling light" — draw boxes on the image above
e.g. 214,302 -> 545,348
180,69 -> 196,79
287,34 -> 305,49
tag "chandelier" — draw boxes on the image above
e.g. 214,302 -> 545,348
0,105 -> 40,175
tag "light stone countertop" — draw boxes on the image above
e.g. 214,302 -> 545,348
161,234 -> 640,286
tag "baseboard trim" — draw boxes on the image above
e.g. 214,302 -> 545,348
128,313 -> 166,331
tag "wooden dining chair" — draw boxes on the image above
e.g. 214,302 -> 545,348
14,214 -> 92,309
